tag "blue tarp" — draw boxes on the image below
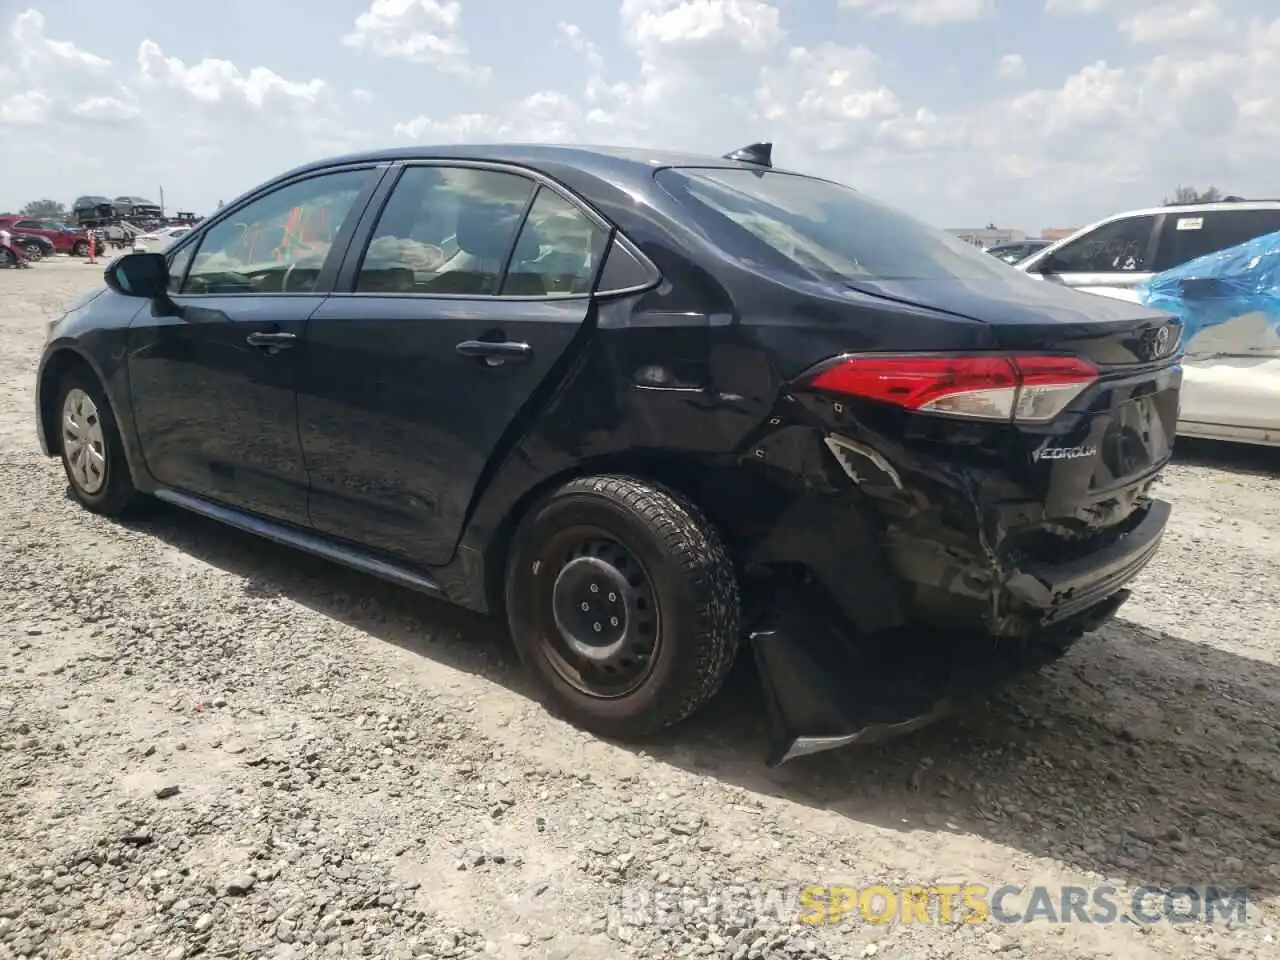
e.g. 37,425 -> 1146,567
1135,228 -> 1280,351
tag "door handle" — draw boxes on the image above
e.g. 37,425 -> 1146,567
246,331 -> 298,350
455,340 -> 532,362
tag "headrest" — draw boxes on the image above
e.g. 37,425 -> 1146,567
512,221 -> 542,263
456,197 -> 526,260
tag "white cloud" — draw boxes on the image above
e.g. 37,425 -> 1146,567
997,53 -> 1026,77
5,1 -> 1280,232
0,8 -> 371,213
0,90 -> 50,124
839,0 -> 996,25
557,22 -> 604,70
342,0 -> 488,82
1118,0 -> 1234,45
1043,0 -> 1114,12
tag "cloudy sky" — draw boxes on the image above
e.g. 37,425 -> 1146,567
0,0 -> 1275,233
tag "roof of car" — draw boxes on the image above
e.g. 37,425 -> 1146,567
272,142 -> 812,188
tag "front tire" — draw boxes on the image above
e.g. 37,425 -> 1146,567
504,475 -> 740,740
72,240 -> 90,258
55,368 -> 136,516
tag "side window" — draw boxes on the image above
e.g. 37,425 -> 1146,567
1045,215 -> 1156,273
356,166 -> 535,295
1152,209 -> 1280,272
166,242 -> 195,295
16,219 -> 42,229
503,188 -> 608,295
182,168 -> 374,295
596,235 -> 660,294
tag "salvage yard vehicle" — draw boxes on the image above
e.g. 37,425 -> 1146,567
10,231 -> 53,261
0,215 -> 93,257
1083,230 -> 1280,447
1014,199 -> 1280,294
983,239 -> 1048,264
34,141 -> 1184,764
132,225 -> 191,253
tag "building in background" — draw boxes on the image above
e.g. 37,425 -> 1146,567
1040,227 -> 1077,242
947,227 -> 1026,247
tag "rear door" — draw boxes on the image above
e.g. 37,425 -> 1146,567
1027,213 -> 1161,291
1150,207 -> 1280,273
127,165 -> 385,526
298,162 -> 611,567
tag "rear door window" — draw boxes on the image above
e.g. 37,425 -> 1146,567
1151,209 -> 1280,271
1042,215 -> 1157,274
503,188 -> 609,296
354,165 -> 535,295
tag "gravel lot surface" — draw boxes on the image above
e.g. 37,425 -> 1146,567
2,258 -> 1278,960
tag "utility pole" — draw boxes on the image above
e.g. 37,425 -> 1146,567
159,185 -> 165,217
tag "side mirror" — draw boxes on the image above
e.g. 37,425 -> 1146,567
104,252 -> 168,299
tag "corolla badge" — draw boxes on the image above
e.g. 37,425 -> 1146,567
1033,444 -> 1098,462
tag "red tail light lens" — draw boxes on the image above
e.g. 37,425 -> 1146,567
805,353 -> 1098,424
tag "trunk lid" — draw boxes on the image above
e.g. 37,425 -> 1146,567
841,276 -> 1178,366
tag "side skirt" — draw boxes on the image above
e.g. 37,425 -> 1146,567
151,488 -> 445,597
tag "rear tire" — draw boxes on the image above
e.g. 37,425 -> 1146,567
0,248 -> 13,268
21,245 -> 43,262
54,366 -> 137,517
504,474 -> 740,740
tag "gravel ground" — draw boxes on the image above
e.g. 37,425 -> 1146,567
1,258 -> 1278,960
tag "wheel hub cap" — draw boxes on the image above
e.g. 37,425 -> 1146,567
62,388 -> 107,495
552,556 -> 632,661
539,536 -> 660,698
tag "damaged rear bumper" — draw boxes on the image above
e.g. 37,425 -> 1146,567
1003,498 -> 1170,624
749,498 -> 1170,765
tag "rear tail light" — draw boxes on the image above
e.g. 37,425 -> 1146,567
803,353 -> 1098,424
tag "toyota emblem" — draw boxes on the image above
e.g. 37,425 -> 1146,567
1153,324 -> 1172,357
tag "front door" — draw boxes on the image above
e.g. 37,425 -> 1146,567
127,166 -> 383,526
1028,213 -> 1160,291
298,163 -> 610,566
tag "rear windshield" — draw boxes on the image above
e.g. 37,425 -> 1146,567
655,167 -> 1018,282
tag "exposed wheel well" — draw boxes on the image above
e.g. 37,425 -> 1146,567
482,453 -> 796,619
38,350 -> 98,456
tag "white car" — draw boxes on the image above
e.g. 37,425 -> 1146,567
1016,202 -> 1280,448
133,226 -> 191,253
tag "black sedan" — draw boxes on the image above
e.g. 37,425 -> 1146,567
7,231 -> 53,263
35,142 -> 1183,764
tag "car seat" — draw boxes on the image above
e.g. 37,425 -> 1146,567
425,196 -> 545,296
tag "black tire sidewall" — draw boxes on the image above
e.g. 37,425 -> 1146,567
72,241 -> 89,258
56,369 -> 134,516
505,479 -> 736,738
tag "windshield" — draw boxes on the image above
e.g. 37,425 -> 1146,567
655,167 -> 1019,282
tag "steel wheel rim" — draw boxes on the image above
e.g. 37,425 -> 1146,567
533,526 -> 662,699
62,388 -> 107,495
